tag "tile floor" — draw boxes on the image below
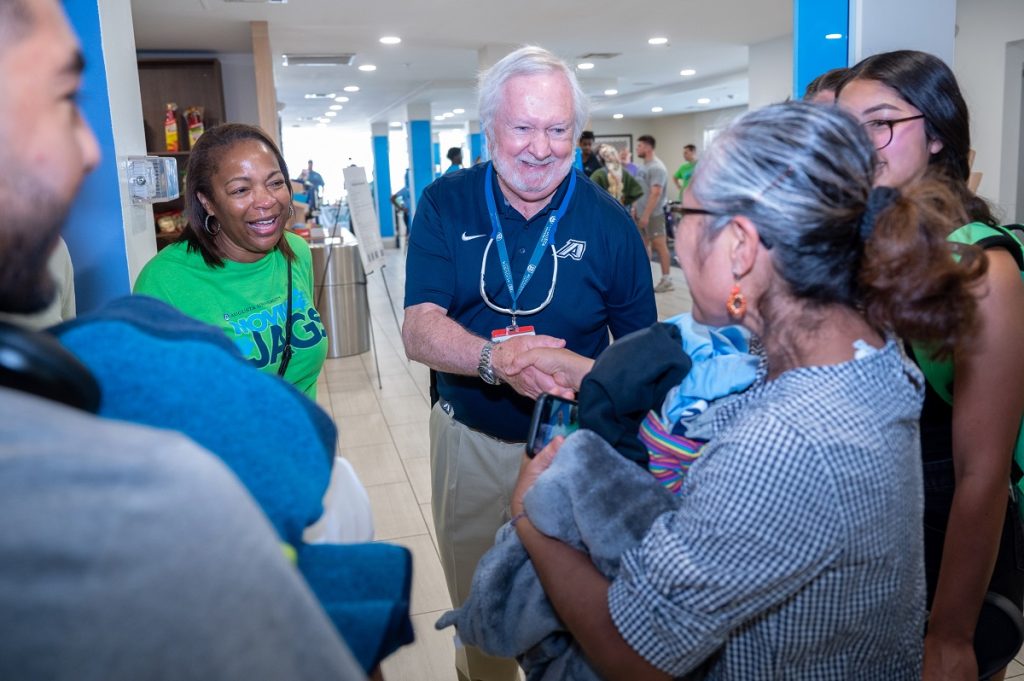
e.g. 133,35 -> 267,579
315,245 -> 1024,679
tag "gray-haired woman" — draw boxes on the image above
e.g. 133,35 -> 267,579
506,101 -> 987,679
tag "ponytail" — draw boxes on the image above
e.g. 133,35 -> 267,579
859,180 -> 987,358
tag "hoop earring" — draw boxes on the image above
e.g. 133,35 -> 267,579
203,213 -> 220,236
726,283 -> 747,318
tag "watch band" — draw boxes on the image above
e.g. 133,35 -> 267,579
477,341 -> 500,385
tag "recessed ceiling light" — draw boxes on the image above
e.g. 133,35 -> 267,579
441,112 -> 454,118
358,64 -> 377,72
334,96 -> 349,103
453,108 -> 465,114
577,62 -> 595,70
379,36 -> 401,45
697,97 -> 711,105
304,92 -> 336,99
651,106 -> 663,113
604,89 -> 618,96
317,117 -> 330,123
679,69 -> 696,77
612,113 -> 624,119
325,111 -> 337,117
433,115 -> 445,121
389,122 -> 402,128
648,37 -> 668,45
329,104 -> 342,111
343,85 -> 360,92
825,33 -> 843,40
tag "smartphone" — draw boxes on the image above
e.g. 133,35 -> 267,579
526,393 -> 580,458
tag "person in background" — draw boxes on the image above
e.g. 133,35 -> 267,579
578,129 -> 602,177
590,143 -> 643,208
634,134 -> 673,293
305,159 -> 325,209
619,146 -> 638,176
804,67 -> 850,104
672,144 -> 697,201
402,45 -> 656,681
839,50 -> 1024,681
390,168 -> 412,234
134,124 -> 328,399
0,1 -> 364,678
0,236 -> 75,329
446,146 -> 464,173
507,99 -> 987,681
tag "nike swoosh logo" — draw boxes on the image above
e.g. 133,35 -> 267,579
461,232 -> 487,241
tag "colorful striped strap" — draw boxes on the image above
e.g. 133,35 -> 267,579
639,410 -> 706,496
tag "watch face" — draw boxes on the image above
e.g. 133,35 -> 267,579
478,343 -> 500,385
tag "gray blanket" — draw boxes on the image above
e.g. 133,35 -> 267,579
436,429 -> 680,680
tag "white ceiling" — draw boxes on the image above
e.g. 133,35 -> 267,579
130,0 -> 792,134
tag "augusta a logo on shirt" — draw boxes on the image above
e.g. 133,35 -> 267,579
225,290 -> 326,368
556,239 -> 586,261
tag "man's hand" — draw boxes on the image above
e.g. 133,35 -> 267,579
507,347 -> 594,396
638,213 -> 650,230
490,334 -> 567,399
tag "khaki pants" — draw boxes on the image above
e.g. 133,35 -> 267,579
430,402 -> 522,681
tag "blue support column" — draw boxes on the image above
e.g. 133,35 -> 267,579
468,120 -> 484,165
371,122 -> 394,238
793,0 -> 849,97
406,103 -> 434,217
64,1 -> 135,312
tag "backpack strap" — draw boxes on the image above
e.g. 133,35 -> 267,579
967,224 -> 1024,270
912,223 -> 1024,406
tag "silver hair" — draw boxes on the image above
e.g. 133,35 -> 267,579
477,45 -> 589,144
690,101 -> 878,305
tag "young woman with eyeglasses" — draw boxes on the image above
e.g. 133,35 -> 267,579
839,50 -> 1024,681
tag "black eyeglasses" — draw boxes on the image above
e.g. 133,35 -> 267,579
861,114 -> 926,150
676,207 -> 722,218
675,206 -> 773,249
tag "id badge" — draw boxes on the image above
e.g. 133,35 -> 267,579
491,325 -> 536,343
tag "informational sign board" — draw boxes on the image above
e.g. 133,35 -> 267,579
342,165 -> 385,275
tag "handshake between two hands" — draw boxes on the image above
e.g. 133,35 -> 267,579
489,334 -> 595,400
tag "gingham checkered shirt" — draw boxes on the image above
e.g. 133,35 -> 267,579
608,339 -> 926,679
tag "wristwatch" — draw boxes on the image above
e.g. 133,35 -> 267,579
477,341 -> 501,385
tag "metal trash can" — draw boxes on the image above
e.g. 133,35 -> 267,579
310,228 -> 370,358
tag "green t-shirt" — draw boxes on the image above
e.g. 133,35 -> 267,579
134,232 -> 328,398
673,161 -> 696,200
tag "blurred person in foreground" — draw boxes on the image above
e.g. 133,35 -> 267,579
0,1 -> 364,678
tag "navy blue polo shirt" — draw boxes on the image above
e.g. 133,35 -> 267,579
405,161 -> 656,441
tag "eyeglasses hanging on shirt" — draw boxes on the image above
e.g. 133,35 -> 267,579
479,162 -> 576,329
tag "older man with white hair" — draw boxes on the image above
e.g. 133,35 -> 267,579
403,45 -> 656,681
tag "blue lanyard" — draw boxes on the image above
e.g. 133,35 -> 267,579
483,162 -> 576,316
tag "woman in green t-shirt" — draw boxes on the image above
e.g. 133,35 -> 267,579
134,124 -> 328,399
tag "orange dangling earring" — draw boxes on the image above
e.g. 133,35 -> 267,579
726,283 -> 747,318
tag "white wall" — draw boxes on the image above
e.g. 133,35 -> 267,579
850,0 -> 956,65
219,52 -> 261,127
97,0 -> 156,286
748,36 -> 794,110
955,0 -> 1024,222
